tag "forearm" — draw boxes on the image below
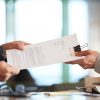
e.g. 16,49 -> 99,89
0,45 -> 7,62
94,54 -> 100,74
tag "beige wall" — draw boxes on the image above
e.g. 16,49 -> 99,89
88,0 -> 100,51
88,0 -> 100,76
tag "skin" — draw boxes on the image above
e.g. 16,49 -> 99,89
0,41 -> 30,81
65,50 -> 99,69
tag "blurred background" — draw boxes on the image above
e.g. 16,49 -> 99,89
0,0 -> 100,86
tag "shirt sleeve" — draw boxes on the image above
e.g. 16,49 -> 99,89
0,45 -> 7,62
94,54 -> 100,74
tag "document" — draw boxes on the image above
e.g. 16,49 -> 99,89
6,34 -> 84,69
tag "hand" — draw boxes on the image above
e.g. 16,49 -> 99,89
0,61 -> 20,81
1,41 -> 30,51
0,41 -> 30,81
65,50 -> 99,69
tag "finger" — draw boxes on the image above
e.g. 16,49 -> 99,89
4,73 -> 13,81
13,41 -> 31,50
65,61 -> 78,64
7,65 -> 20,75
23,42 -> 31,45
15,41 -> 30,46
75,50 -> 89,56
80,64 -> 90,69
79,59 -> 94,69
65,59 -> 83,64
17,41 -> 30,45
10,67 -> 20,75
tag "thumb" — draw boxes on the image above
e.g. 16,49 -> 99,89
8,64 -> 20,75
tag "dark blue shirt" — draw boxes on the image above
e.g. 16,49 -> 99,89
0,46 -> 7,62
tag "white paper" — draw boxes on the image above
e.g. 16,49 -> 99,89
6,34 -> 83,69
95,86 -> 100,93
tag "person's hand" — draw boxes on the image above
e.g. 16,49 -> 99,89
0,61 -> 20,81
0,41 -> 30,81
65,50 -> 99,69
1,41 -> 30,51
